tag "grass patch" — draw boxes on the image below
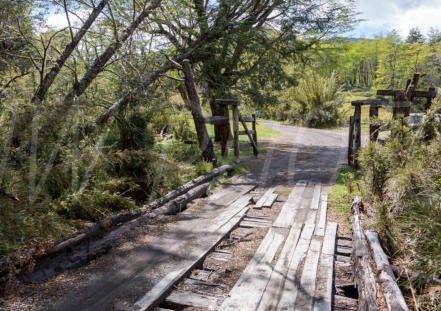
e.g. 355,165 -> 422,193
328,167 -> 361,229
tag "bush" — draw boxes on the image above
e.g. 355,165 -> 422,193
293,71 -> 344,127
358,110 -> 441,279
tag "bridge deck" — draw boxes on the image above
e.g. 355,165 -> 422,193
219,182 -> 337,311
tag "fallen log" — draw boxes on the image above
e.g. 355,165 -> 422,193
18,182 -> 210,283
0,163 -> 236,276
366,231 -> 408,311
350,196 -> 379,311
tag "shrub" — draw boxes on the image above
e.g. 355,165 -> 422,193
293,71 -> 344,128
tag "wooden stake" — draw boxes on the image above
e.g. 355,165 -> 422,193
252,114 -> 257,147
369,105 -> 379,142
353,106 -> 361,168
348,116 -> 354,166
233,105 -> 239,157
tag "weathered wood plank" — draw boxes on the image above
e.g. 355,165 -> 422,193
273,183 -> 306,228
351,197 -> 379,311
219,227 -> 286,311
263,193 -> 278,208
277,224 -> 315,310
322,222 -> 337,256
336,246 -> 352,256
313,254 -> 334,311
255,188 -> 275,209
310,183 -> 321,210
295,239 -> 322,311
257,224 -> 303,311
134,196 -> 252,311
314,220 -> 337,311
314,194 -> 328,236
334,295 -> 358,310
164,290 -> 223,310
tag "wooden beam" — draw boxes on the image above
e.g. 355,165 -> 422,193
351,99 -> 384,107
204,116 -> 229,125
255,188 -> 275,209
366,231 -> 408,311
215,99 -> 240,106
351,197 -> 379,311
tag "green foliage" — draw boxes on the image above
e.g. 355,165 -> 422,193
358,103 -> 441,279
288,71 -> 344,127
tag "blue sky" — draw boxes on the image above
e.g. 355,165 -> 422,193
43,0 -> 441,40
347,0 -> 441,39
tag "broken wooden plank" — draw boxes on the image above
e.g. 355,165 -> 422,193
336,238 -> 352,248
254,188 -> 275,208
277,224 -> 315,310
263,193 -> 278,208
243,217 -> 271,224
164,290 -> 223,310
314,194 -> 328,236
273,183 -> 306,228
257,224 -> 303,311
219,227 -> 286,311
295,239 -> 322,311
310,183 -> 321,210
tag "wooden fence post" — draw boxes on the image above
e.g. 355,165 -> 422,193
252,114 -> 257,147
369,104 -> 379,142
233,105 -> 239,157
221,105 -> 229,158
425,87 -> 436,111
353,105 -> 361,168
348,116 -> 354,166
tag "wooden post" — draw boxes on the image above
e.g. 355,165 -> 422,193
233,105 -> 239,157
425,87 -> 436,111
252,114 -> 257,147
348,116 -> 354,166
221,105 -> 229,158
353,105 -> 361,168
369,105 -> 379,142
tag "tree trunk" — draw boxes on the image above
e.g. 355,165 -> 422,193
181,60 -> 217,165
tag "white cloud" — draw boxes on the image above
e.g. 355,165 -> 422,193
352,0 -> 441,38
39,9 -> 90,32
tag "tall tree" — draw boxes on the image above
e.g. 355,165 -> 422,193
406,27 -> 424,44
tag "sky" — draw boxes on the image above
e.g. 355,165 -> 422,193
348,0 -> 441,39
42,0 -> 441,40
